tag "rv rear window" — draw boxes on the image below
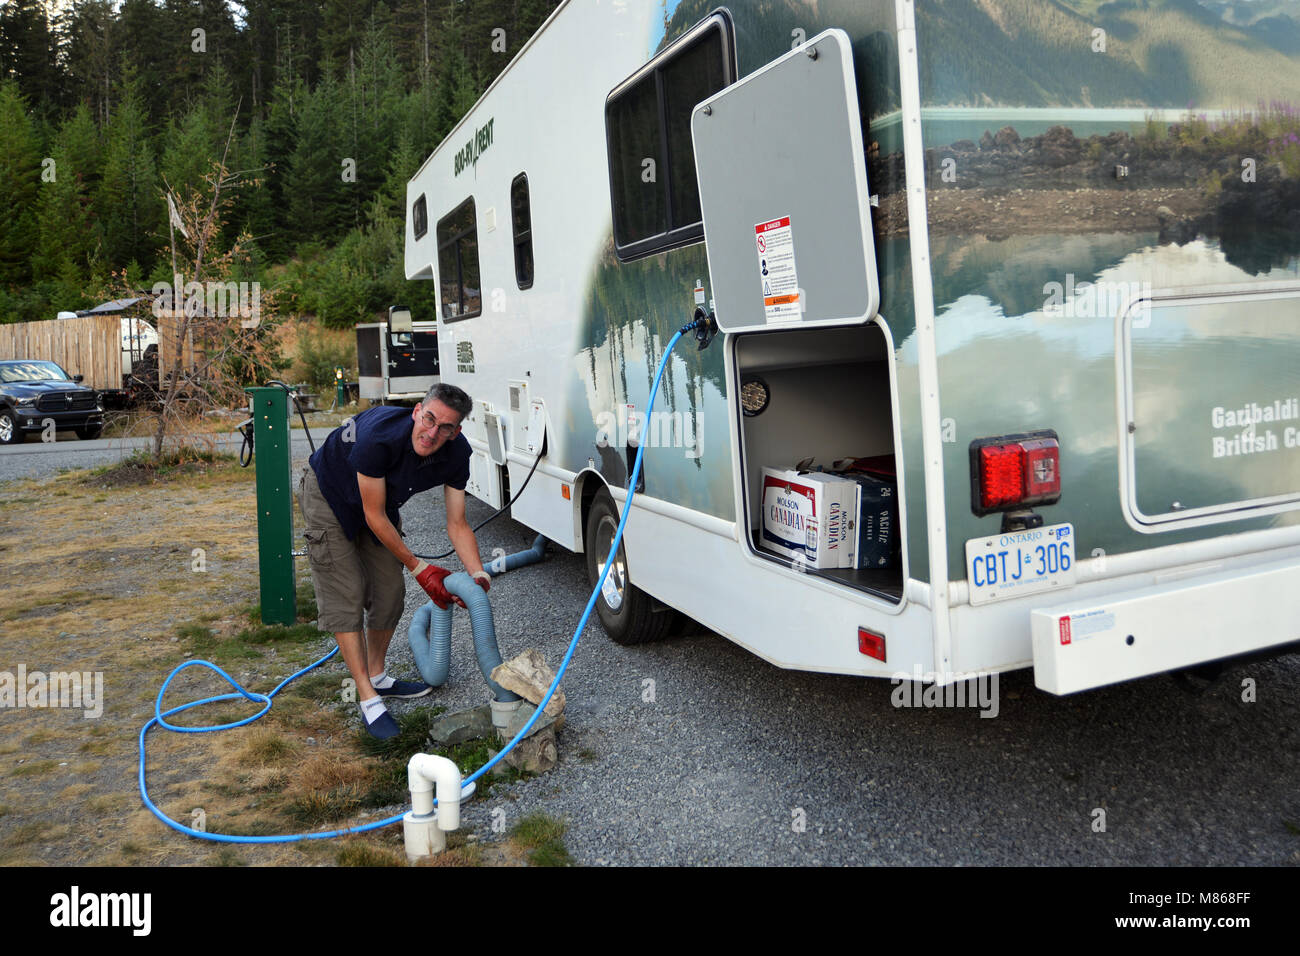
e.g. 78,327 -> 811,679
413,194 -> 428,240
605,12 -> 736,262
511,173 -> 534,290
436,197 -> 482,321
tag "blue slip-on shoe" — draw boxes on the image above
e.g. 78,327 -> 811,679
375,679 -> 433,700
364,710 -> 401,740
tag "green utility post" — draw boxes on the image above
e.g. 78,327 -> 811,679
245,386 -> 296,625
335,366 -> 346,407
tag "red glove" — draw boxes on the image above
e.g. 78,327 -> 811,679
413,561 -> 453,610
472,571 -> 492,594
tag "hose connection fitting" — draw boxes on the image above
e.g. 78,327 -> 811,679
404,753 -> 475,862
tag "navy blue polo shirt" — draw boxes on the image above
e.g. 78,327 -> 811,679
309,405 -> 470,542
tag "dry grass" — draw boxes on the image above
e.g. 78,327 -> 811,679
0,455 -> 534,868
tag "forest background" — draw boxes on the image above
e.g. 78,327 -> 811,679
0,0 -> 562,377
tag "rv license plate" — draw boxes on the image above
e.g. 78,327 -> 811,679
965,523 -> 1075,607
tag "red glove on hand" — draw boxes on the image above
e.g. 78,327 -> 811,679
412,561 -> 453,610
472,571 -> 492,594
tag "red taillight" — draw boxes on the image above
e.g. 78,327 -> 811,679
971,431 -> 1061,516
858,627 -> 886,661
978,443 -> 1026,509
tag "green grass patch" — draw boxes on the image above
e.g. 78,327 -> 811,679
176,623 -> 261,661
290,670 -> 351,704
208,846 -> 247,866
11,760 -> 58,777
237,730 -> 300,766
7,820 -> 59,845
236,621 -> 328,645
288,785 -> 366,825
83,448 -> 242,487
220,818 -> 281,837
509,812 -> 572,867
242,580 -> 318,626
337,842 -> 406,867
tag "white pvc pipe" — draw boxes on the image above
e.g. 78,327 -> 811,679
407,753 -> 463,831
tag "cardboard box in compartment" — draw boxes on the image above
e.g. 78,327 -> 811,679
841,471 -> 901,569
760,467 -> 857,568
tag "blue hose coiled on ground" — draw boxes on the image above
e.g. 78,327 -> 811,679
138,323 -> 694,843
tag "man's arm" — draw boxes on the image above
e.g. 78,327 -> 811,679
444,485 -> 485,578
357,474 -> 419,571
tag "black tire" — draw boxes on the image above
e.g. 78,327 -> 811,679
0,409 -> 23,445
584,489 -> 682,645
76,424 -> 102,440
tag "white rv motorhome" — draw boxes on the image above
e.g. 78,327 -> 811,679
404,0 -> 1300,693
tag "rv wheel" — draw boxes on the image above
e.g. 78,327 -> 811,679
585,489 -> 681,645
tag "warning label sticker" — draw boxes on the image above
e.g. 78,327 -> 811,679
755,217 -> 800,322
1061,608 -> 1115,645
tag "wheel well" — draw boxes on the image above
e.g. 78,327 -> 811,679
577,473 -> 606,554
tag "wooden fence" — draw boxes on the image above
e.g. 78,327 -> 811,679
0,316 -> 121,390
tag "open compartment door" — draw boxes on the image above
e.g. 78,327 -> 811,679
691,29 -> 879,333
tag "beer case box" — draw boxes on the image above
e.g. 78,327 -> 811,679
841,471 -> 901,569
760,467 -> 857,568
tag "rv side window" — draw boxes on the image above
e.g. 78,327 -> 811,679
605,13 -> 736,262
436,197 -> 482,321
412,194 -> 428,240
511,173 -> 534,290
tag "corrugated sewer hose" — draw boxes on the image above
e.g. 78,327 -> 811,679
137,318 -> 701,843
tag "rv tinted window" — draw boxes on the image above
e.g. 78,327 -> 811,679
413,194 -> 428,240
608,75 -> 668,248
511,173 -> 534,290
436,198 -> 482,320
605,14 -> 735,261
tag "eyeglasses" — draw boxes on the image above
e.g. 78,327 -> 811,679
419,409 -> 461,437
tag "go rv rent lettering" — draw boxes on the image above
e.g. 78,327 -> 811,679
454,118 -> 495,177
1210,396 -> 1300,458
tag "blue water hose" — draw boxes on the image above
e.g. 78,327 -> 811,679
138,323 -> 694,843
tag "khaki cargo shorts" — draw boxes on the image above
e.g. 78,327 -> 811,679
296,467 -> 405,633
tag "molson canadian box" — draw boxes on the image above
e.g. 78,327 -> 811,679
760,467 -> 857,568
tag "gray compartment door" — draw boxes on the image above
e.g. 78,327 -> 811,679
691,29 -> 878,334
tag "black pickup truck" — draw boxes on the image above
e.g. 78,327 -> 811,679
0,360 -> 104,443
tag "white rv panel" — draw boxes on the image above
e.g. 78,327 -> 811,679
692,30 -> 879,333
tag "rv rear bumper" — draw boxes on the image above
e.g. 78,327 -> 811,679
1030,554 -> 1300,694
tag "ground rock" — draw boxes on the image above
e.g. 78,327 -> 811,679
491,649 -> 565,717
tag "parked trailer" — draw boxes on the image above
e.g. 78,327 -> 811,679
356,317 -> 441,404
403,0 -> 1300,693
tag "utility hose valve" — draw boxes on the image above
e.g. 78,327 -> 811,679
404,753 -> 475,861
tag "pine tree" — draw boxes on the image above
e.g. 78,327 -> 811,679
0,80 -> 41,288
97,71 -> 161,274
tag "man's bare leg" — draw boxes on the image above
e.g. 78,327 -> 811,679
334,631 -> 377,700
365,628 -> 394,684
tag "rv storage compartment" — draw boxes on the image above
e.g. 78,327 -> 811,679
736,323 -> 902,604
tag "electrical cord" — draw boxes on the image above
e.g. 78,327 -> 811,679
414,441 -> 546,561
